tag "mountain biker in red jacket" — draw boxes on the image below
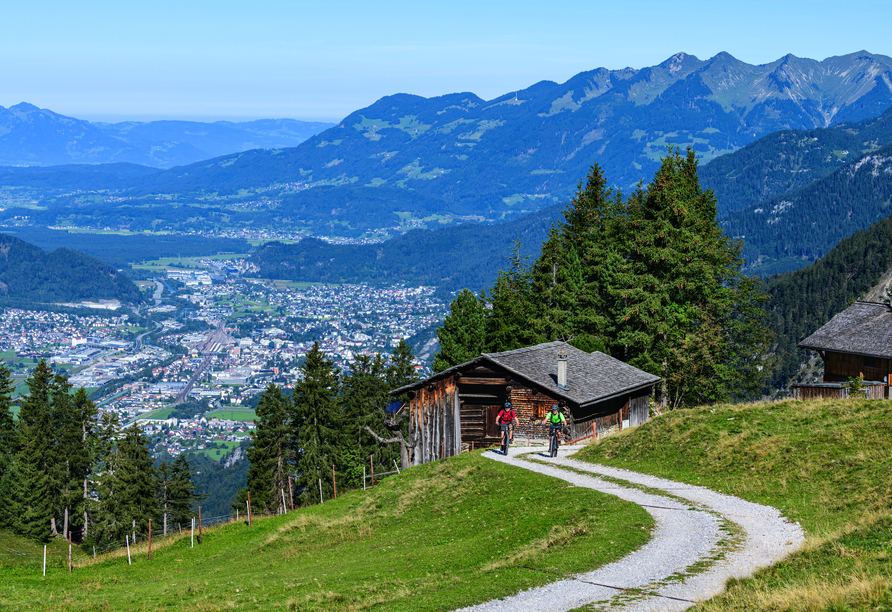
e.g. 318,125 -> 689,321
497,401 -> 519,444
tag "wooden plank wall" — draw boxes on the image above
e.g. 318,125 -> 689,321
824,352 -> 891,383
628,395 -> 650,427
409,377 -> 460,465
508,386 -> 560,438
792,383 -> 886,400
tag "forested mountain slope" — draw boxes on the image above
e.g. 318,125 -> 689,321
246,204 -> 563,293
701,104 -> 892,216
0,234 -> 142,304
762,214 -> 892,394
720,144 -> 892,275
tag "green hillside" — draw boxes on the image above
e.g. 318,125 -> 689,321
0,451 -> 651,611
247,204 -> 563,293
0,234 -> 142,304
576,399 -> 892,610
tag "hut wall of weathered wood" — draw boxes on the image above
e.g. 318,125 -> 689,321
791,382 -> 886,400
822,351 -> 892,385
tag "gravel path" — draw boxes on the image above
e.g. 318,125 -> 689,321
455,445 -> 805,612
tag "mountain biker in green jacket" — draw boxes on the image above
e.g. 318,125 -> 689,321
542,404 -> 567,441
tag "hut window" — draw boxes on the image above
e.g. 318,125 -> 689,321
864,356 -> 877,368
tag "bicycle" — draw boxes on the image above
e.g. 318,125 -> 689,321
500,424 -> 511,455
547,424 -> 561,457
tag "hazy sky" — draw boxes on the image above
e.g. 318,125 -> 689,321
2,0 -> 890,123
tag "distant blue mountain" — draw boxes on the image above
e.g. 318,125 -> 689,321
0,103 -> 334,168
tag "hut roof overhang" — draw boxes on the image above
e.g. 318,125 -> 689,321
392,341 -> 661,408
798,301 -> 892,359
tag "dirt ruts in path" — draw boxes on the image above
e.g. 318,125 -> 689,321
455,446 -> 804,612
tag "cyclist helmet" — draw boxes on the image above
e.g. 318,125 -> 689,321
504,401 -> 511,408
550,404 -> 559,411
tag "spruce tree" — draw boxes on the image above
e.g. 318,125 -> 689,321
0,362 -> 17,530
88,411 -> 123,546
242,383 -> 292,514
159,454 -> 205,531
11,361 -> 55,541
340,353 -> 392,487
113,425 -> 160,540
614,147 -> 771,406
292,343 -> 340,505
433,289 -> 486,372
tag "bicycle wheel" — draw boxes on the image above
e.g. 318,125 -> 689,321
548,431 -> 556,457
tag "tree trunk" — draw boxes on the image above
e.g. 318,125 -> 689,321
50,517 -> 58,537
82,475 -> 89,540
163,512 -> 167,538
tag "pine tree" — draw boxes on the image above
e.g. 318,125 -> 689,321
0,361 -> 17,530
484,240 -> 542,352
88,411 -> 123,546
159,454 -> 205,533
340,353 -> 392,487
242,383 -> 292,514
113,425 -> 160,540
614,147 -> 771,406
292,343 -> 340,505
10,361 -> 55,541
433,289 -> 487,371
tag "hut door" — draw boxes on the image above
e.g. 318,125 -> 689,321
485,405 -> 501,439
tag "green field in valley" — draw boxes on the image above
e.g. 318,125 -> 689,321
206,408 -> 257,422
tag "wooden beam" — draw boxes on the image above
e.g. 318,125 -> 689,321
458,377 -> 511,385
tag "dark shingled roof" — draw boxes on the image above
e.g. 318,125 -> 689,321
798,301 -> 892,358
393,341 -> 660,407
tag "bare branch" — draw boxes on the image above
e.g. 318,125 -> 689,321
364,426 -> 402,445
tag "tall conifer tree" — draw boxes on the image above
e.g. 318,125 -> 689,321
292,343 -> 339,505
242,383 -> 292,513
433,289 -> 486,372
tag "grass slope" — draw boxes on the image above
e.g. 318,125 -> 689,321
0,451 -> 651,611
576,399 -> 892,611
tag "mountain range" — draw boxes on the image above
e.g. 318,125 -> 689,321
106,50 -> 892,212
3,51 -> 892,229
0,103 -> 334,168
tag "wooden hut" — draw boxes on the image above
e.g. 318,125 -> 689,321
390,341 -> 661,465
795,301 -> 892,399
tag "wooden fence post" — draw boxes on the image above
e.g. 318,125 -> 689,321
68,532 -> 72,573
318,478 -> 323,504
247,491 -> 253,526
370,455 -> 375,487
198,506 -> 202,544
288,477 -> 294,511
148,518 -> 152,560
43,545 -> 46,576
281,489 -> 287,514
191,518 -> 194,548
126,535 -> 132,565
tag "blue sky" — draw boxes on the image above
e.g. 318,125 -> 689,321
2,0 -> 890,123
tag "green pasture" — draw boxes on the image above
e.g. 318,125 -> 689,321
576,399 -> 892,611
0,451 -> 651,611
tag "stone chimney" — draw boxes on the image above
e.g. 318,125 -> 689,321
557,347 -> 568,390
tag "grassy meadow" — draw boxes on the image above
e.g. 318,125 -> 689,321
0,450 -> 651,612
575,398 -> 892,611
